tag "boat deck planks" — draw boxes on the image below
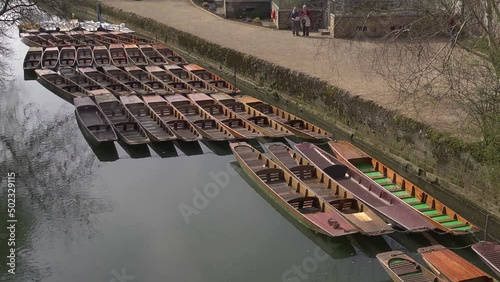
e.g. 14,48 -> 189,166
472,242 -> 500,279
376,251 -> 438,282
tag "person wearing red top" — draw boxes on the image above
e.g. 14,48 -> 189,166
299,5 -> 311,36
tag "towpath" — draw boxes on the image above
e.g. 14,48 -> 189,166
101,0 -> 470,135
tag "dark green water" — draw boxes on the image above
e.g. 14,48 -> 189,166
0,34 -> 497,282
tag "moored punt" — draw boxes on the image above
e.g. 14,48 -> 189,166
329,141 -> 479,235
294,143 -> 435,232
124,44 -> 148,67
83,32 -> 117,46
94,93 -> 150,145
265,143 -> 393,236
142,95 -> 201,142
153,44 -> 188,65
187,93 -> 264,139
23,47 -> 43,70
109,44 -> 130,67
230,142 -> 358,237
211,93 -> 291,138
58,46 -> 76,68
163,65 -> 215,94
76,46 -> 94,68
139,45 -> 167,66
376,251 -> 438,282
119,95 -> 176,142
124,66 -> 175,96
35,69 -> 87,103
95,31 -> 123,45
66,31 -> 100,46
51,32 -> 80,45
59,67 -> 105,95
103,66 -> 156,95
418,245 -> 495,282
472,242 -> 500,278
37,33 -> 66,47
164,94 -> 235,141
237,95 -> 331,140
79,67 -> 135,96
41,47 -> 59,70
93,45 -> 111,68
145,66 -> 196,94
20,33 -> 53,47
117,32 -> 156,45
74,96 -> 118,144
184,64 -> 240,95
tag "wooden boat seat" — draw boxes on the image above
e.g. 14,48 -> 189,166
252,103 -> 273,114
114,121 -> 139,131
389,259 -> 419,275
285,119 -> 305,129
167,120 -> 189,130
289,165 -> 316,180
247,116 -> 269,126
202,104 -> 223,115
221,118 -> 243,128
330,198 -> 358,213
194,119 -> 217,129
88,124 -> 112,132
169,82 -> 186,89
177,105 -> 199,116
149,56 -> 165,63
255,168 -> 284,183
152,106 -> 174,117
288,197 -> 321,214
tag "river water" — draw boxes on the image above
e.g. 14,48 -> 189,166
0,32 -> 497,282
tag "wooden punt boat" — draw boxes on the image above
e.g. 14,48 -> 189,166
76,46 -> 94,68
83,32 -> 115,46
184,64 -> 241,95
211,93 -> 291,137
265,143 -> 393,236
102,66 -> 156,95
237,95 -> 331,140
294,143 -> 435,232
153,44 -> 188,65
119,95 -> 176,142
123,66 -> 175,96
20,33 -> 53,47
41,47 -> 59,70
231,142 -> 358,237
418,245 -> 495,282
94,93 -> 150,145
187,93 -> 263,139
124,44 -> 148,67
163,65 -> 215,94
109,44 -> 130,67
66,31 -> 100,46
93,46 -> 111,68
164,94 -> 235,141
79,67 -> 135,96
52,32 -> 80,46
329,141 -> 479,235
59,67 -> 105,95
35,69 -> 87,102
145,66 -> 196,94
142,95 -> 202,142
472,242 -> 500,278
23,47 -> 43,70
37,33 -> 66,47
74,96 -> 117,144
58,46 -> 76,68
117,33 -> 156,45
376,251 -> 439,282
186,93 -> 264,139
139,45 -> 168,66
95,32 -> 122,45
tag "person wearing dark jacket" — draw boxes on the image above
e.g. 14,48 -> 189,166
291,7 -> 300,36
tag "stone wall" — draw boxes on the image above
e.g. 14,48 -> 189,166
333,14 -> 435,38
71,0 -> 500,236
225,1 -> 271,19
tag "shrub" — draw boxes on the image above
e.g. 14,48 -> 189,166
202,2 -> 209,7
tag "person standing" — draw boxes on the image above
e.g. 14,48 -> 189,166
291,7 -> 300,36
299,5 -> 311,36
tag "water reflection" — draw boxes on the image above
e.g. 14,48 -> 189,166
149,141 -> 178,158
173,140 -> 203,156
200,140 -> 232,156
117,142 -> 151,159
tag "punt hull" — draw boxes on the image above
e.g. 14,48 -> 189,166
472,242 -> 500,279
376,251 -> 438,282
329,140 -> 479,235
231,142 -> 358,237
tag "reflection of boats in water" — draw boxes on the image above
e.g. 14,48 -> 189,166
231,161 -> 356,260
77,121 -> 119,162
117,143 -> 151,159
148,141 -> 178,158
173,140 -> 203,156
200,140 -> 231,156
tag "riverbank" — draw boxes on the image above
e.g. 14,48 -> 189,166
68,0 -> 499,237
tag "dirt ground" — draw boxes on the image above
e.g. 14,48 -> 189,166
101,0 -> 474,137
